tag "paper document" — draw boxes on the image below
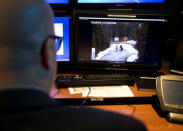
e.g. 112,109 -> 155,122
69,85 -> 134,98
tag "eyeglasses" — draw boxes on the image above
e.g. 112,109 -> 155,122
47,35 -> 63,43
47,35 -> 63,51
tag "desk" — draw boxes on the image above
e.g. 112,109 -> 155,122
90,105 -> 183,131
50,67 -> 183,131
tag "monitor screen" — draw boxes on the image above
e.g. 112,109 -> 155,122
163,80 -> 183,106
156,75 -> 183,115
77,0 -> 165,3
46,0 -> 69,4
54,17 -> 70,62
76,16 -> 167,70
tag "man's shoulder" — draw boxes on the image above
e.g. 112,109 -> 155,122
0,88 -> 146,131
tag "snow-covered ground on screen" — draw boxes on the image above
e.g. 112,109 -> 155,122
93,40 -> 138,62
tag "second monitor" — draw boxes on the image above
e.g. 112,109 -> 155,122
53,15 -> 73,72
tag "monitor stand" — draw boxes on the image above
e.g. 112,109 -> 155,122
167,112 -> 183,123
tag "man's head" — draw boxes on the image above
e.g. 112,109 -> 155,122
0,0 -> 56,92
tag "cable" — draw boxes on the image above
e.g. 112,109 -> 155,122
128,105 -> 136,118
80,85 -> 91,106
116,103 -> 136,118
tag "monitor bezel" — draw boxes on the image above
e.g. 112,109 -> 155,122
75,0 -> 168,10
156,75 -> 183,114
47,0 -> 73,10
54,12 -> 74,72
74,13 -> 167,71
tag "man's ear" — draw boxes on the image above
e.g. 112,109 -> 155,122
41,38 -> 54,70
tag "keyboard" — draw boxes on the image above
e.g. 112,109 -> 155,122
55,73 -> 135,88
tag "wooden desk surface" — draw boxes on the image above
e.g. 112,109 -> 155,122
50,67 -> 183,131
90,105 -> 183,131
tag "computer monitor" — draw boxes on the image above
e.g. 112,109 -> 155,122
54,16 -> 73,71
46,0 -> 69,4
76,0 -> 167,9
75,15 -> 168,71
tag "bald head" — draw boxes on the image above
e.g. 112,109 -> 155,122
0,0 -> 56,92
0,0 -> 54,50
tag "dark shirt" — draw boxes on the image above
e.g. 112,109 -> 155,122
0,87 -> 147,131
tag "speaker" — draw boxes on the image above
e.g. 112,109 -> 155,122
170,38 -> 183,74
168,0 -> 183,73
164,0 -> 183,63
